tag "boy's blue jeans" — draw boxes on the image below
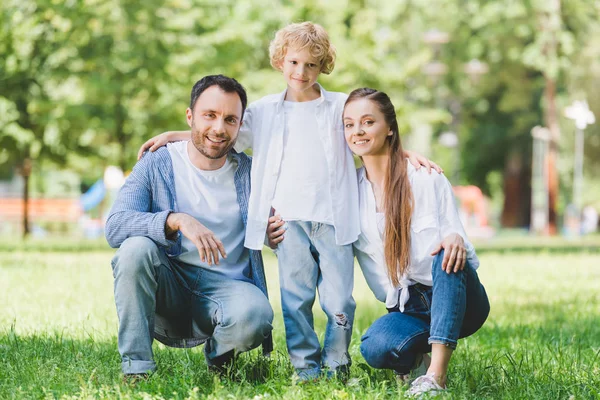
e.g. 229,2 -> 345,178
360,251 -> 489,374
275,221 -> 356,379
111,237 -> 274,374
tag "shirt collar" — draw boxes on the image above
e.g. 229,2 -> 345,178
228,148 -> 241,163
357,165 -> 367,184
358,159 -> 416,184
274,82 -> 328,111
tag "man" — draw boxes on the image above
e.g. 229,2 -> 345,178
105,75 -> 273,378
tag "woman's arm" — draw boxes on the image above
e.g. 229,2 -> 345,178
430,233 -> 466,274
432,174 -> 476,273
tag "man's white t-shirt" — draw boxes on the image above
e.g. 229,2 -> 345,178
168,141 -> 250,282
271,98 -> 334,225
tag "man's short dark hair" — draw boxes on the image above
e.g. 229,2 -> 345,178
190,75 -> 248,118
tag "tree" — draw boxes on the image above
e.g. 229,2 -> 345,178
0,0 -> 97,236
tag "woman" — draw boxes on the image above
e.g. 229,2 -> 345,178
270,88 -> 489,395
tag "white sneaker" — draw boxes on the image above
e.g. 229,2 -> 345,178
395,353 -> 431,384
406,372 -> 445,397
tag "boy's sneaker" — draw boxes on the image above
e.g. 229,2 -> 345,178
395,353 -> 431,384
292,368 -> 321,384
406,373 -> 445,397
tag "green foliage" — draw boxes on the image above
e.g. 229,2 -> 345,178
1,0 -> 600,222
1,251 -> 599,398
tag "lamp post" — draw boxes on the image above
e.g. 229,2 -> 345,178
564,100 -> 596,218
530,126 -> 551,235
422,29 -> 450,85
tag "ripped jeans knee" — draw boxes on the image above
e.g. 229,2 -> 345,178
334,312 -> 350,329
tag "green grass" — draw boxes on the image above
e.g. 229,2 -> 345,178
1,250 -> 599,399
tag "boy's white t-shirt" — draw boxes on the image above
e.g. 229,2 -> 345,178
167,141 -> 251,282
271,98 -> 334,225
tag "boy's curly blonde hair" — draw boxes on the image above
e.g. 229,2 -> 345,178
269,22 -> 336,75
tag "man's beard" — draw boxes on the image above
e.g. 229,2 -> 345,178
191,129 -> 237,160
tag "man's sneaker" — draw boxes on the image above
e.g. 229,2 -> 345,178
324,365 -> 350,383
406,372 -> 446,397
122,373 -> 149,384
395,353 -> 431,384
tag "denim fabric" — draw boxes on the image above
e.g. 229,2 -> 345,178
360,251 -> 489,374
275,221 -> 356,377
105,147 -> 272,353
112,237 -> 274,374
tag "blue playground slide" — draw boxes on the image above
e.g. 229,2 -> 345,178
80,179 -> 106,212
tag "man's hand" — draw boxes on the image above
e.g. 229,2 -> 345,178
431,233 -> 466,273
166,213 -> 226,265
266,212 -> 286,249
403,150 -> 444,174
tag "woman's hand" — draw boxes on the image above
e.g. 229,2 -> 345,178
266,211 -> 286,249
431,233 -> 466,273
403,150 -> 444,174
137,131 -> 191,160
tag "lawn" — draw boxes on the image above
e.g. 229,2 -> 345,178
0,248 -> 599,399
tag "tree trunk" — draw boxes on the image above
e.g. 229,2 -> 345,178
541,0 -> 561,235
544,77 -> 560,234
21,158 -> 32,238
501,151 -> 532,228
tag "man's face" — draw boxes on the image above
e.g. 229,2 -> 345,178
187,85 -> 243,160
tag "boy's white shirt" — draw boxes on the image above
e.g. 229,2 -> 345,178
271,99 -> 334,225
353,161 -> 480,312
235,83 -> 361,250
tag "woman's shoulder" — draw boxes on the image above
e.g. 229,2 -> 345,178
407,160 -> 449,193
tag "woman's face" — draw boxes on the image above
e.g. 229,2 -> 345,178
343,98 -> 392,157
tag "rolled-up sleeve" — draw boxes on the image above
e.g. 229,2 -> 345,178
105,155 -> 180,251
435,174 -> 479,269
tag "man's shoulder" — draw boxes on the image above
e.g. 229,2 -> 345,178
234,150 -> 252,163
136,146 -> 173,173
231,150 -> 252,170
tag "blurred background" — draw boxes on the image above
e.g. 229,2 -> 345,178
1,0 -> 599,247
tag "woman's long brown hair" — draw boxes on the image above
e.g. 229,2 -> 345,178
345,88 -> 413,286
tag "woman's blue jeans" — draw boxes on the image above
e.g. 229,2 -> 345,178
360,251 -> 490,374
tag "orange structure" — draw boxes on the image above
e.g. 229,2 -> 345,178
452,185 -> 488,228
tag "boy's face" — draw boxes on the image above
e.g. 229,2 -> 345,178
280,47 -> 321,94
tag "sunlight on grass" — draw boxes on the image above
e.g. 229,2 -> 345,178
1,249 -> 599,399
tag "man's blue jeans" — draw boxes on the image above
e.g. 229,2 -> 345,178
275,221 -> 356,379
111,237 -> 274,374
360,251 -> 489,374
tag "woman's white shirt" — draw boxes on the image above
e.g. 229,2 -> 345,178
353,161 -> 480,312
